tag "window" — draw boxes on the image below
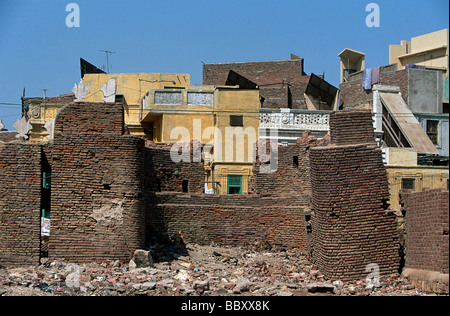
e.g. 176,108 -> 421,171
182,180 -> 189,193
227,175 -> 242,195
230,115 -> 243,127
164,86 -> 185,90
426,120 -> 439,145
293,156 -> 299,167
41,209 -> 50,219
43,172 -> 51,190
401,178 -> 415,190
344,69 -> 357,81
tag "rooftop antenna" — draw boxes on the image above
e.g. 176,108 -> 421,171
40,89 -> 48,99
99,50 -> 116,74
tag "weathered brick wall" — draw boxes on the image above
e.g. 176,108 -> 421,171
339,68 -> 408,109
329,109 -> 376,146
144,135 -> 320,251
49,102 -> 146,263
0,143 -> 42,266
250,140 -> 312,198
401,188 -> 449,274
203,58 -> 317,109
144,143 -> 205,194
309,110 -> 400,282
147,193 -> 309,252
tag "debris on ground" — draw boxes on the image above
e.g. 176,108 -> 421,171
0,243 -> 430,296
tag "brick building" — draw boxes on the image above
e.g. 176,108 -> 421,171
1,101 -> 411,283
203,54 -> 338,111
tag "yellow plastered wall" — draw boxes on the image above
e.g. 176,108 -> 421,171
389,29 -> 449,82
82,73 -> 191,135
141,85 -> 260,194
141,88 -> 215,143
162,114 -> 214,144
387,165 -> 449,212
214,88 -> 260,164
211,88 -> 260,194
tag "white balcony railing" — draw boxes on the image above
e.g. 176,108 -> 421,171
259,109 -> 330,131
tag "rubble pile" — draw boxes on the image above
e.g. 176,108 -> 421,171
0,243 -> 426,296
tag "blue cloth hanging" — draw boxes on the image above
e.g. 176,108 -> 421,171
363,68 -> 373,90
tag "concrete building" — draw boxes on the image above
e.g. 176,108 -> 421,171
389,28 -> 449,108
140,83 -> 260,195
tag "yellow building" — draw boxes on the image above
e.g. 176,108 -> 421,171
26,71 -> 260,195
141,84 -> 260,194
383,147 -> 449,226
389,28 -> 448,75
389,28 -> 449,104
82,72 -> 191,136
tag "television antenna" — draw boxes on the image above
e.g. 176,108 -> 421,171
99,50 -> 116,74
40,89 -> 49,99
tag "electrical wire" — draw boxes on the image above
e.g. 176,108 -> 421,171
0,101 -> 446,117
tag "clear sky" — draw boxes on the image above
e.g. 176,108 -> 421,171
0,0 -> 448,130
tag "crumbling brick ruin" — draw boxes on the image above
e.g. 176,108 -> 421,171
0,143 -> 42,266
1,102 -> 446,285
400,188 -> 449,293
146,139 -> 311,251
48,103 -> 147,263
309,111 -> 400,281
401,188 -> 449,274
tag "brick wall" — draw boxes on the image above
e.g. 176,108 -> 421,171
401,188 -> 449,274
49,102 -> 146,263
329,109 -> 376,146
147,193 -> 309,252
250,140 -> 312,198
339,68 -> 408,109
0,143 -> 42,266
143,138 -> 312,251
2,100 -> 442,283
144,143 -> 205,194
309,110 -> 400,281
203,58 -> 318,109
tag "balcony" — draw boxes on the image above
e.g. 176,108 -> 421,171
259,108 -> 330,144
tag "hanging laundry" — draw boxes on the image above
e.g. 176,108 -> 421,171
363,68 -> 373,90
406,64 -> 426,70
371,66 -> 381,85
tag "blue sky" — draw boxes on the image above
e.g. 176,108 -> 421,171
0,0 -> 449,130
